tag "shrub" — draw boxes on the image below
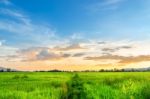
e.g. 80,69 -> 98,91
12,75 -> 20,79
21,74 -> 28,79
141,84 -> 150,99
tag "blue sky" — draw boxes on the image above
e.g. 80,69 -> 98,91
1,0 -> 150,45
0,1 -> 150,44
1,0 -> 150,70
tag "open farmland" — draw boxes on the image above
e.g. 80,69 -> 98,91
0,72 -> 150,99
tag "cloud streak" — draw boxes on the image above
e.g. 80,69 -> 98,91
101,45 -> 132,52
102,0 -> 124,6
16,47 -> 72,61
0,8 -> 30,25
85,54 -> 150,64
73,53 -> 85,57
53,43 -> 86,51
87,0 -> 125,13
0,0 -> 11,5
0,8 -> 56,47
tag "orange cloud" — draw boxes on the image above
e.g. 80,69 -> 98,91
84,55 -> 150,64
119,55 -> 150,64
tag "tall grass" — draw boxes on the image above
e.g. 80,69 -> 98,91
0,72 -> 150,99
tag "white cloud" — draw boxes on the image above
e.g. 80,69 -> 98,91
70,33 -> 84,40
80,40 -> 150,58
0,41 -> 2,46
0,39 -> 5,46
0,45 -> 18,57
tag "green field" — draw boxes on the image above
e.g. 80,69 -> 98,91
0,72 -> 150,99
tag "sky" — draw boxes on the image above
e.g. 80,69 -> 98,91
1,0 -> 150,71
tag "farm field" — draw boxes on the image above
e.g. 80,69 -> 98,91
0,72 -> 150,99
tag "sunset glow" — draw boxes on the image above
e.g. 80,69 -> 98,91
0,0 -> 150,71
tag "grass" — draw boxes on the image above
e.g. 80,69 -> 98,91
0,72 -> 150,99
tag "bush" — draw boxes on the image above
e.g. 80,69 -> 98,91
21,74 -> 28,79
141,84 -> 150,99
12,75 -> 20,79
12,74 -> 29,79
